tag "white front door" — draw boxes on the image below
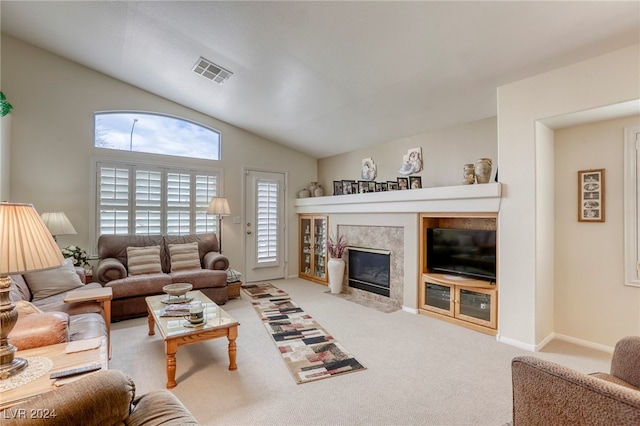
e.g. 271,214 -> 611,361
243,169 -> 286,282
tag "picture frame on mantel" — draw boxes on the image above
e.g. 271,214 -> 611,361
578,169 -> 605,222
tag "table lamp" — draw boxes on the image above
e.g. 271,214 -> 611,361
0,202 -> 64,379
41,211 -> 77,242
207,197 -> 230,253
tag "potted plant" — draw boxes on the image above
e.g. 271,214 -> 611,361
61,245 -> 90,269
326,235 -> 347,293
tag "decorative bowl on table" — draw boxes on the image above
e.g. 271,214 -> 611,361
161,283 -> 193,304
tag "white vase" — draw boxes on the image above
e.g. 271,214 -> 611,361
327,258 -> 345,294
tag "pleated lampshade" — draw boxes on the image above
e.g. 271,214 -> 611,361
0,202 -> 65,275
40,211 -> 77,237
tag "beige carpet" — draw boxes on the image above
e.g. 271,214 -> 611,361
110,278 -> 612,425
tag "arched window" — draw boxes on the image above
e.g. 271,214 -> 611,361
94,111 -> 220,161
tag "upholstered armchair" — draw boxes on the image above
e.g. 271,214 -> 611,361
511,336 -> 640,425
2,370 -> 198,425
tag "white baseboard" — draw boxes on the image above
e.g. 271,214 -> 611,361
534,333 -> 556,352
497,335 -> 537,352
552,333 -> 615,354
497,332 -> 615,353
402,306 -> 418,314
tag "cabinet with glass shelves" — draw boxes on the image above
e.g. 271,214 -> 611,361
298,215 -> 328,284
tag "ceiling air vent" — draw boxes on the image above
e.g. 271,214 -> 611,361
192,57 -> 233,84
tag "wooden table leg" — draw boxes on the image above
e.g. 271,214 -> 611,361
228,326 -> 238,371
147,307 -> 155,336
103,299 -> 112,359
166,340 -> 178,389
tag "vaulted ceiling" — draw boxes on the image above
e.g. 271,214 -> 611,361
2,1 -> 639,158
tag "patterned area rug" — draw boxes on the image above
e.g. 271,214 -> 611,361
246,284 -> 366,384
241,282 -> 289,299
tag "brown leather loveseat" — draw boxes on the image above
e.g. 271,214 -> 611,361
97,232 -> 229,321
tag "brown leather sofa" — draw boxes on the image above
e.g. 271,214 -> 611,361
511,336 -> 640,425
97,232 -> 229,321
1,370 -> 198,425
9,269 -> 107,350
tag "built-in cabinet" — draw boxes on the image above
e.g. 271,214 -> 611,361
298,215 -> 328,284
418,213 -> 498,335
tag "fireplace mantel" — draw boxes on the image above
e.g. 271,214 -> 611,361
294,183 -> 502,214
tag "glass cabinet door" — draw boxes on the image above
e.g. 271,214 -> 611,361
455,287 -> 496,328
313,217 -> 327,280
300,217 -> 312,276
424,281 -> 453,316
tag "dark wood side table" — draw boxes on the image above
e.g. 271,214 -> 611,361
227,281 -> 242,299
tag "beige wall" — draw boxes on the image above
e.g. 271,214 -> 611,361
317,116 -> 497,191
554,115 -> 640,345
1,34 -> 317,277
498,44 -> 640,350
0,114 -> 10,200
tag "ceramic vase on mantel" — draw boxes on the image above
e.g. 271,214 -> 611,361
474,158 -> 493,184
327,258 -> 345,294
308,182 -> 318,197
298,187 -> 311,198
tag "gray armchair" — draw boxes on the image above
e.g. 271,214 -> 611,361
511,336 -> 640,425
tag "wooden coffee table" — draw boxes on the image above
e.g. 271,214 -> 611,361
145,290 -> 239,389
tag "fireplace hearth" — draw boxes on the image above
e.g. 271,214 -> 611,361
348,247 -> 391,297
339,225 -> 403,310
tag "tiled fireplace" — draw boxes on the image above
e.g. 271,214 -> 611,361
339,225 -> 404,310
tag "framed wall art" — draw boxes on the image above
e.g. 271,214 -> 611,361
333,181 -> 343,196
409,176 -> 422,189
341,180 -> 355,195
397,177 -> 409,190
578,169 -> 605,222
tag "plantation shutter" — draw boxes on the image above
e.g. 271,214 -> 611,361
135,169 -> 162,234
195,174 -> 218,234
98,165 -> 130,235
95,161 -> 220,241
256,178 -> 279,265
166,172 -> 191,235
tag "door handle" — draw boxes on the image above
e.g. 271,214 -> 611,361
246,231 -> 252,235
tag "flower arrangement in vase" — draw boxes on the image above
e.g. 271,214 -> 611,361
326,234 -> 347,259
61,245 -> 90,269
326,235 -> 347,294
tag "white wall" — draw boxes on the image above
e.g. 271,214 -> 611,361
497,44 -> 640,350
1,34 -> 318,278
317,116 -> 497,192
554,115 -> 640,346
535,122 -> 555,343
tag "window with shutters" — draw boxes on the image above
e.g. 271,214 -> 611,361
256,179 -> 279,265
94,111 -> 220,161
95,161 -> 220,241
624,127 -> 640,287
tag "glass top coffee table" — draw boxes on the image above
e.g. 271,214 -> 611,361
145,290 -> 239,389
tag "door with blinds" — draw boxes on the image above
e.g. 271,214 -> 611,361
244,169 -> 286,282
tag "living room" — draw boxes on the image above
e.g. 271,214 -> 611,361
1,2 -> 639,424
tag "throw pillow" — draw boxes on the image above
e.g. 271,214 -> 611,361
15,300 -> 44,316
127,245 -> 163,276
226,268 -> 242,283
168,242 -> 202,272
24,258 -> 85,301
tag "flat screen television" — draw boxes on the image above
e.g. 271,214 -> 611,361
426,227 -> 497,282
